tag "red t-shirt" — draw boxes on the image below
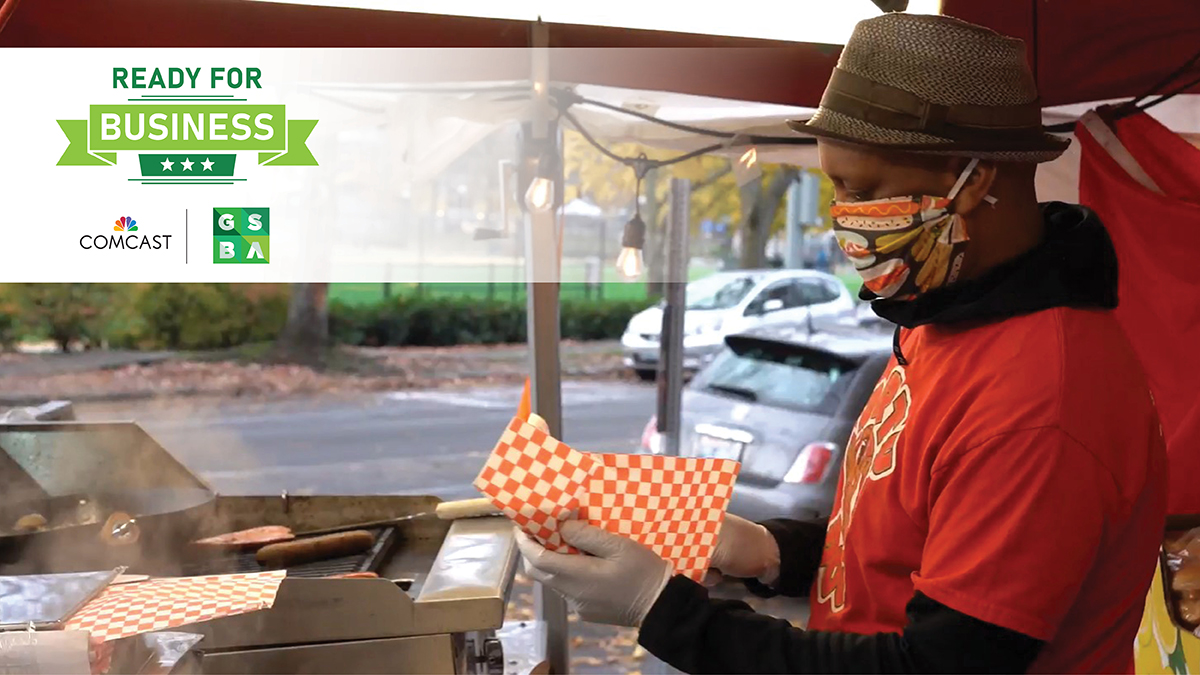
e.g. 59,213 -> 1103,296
806,306 -> 1168,674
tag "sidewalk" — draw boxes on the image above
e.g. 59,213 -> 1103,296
0,350 -> 176,377
0,341 -> 628,405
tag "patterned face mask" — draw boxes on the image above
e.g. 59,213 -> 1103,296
831,159 -> 994,301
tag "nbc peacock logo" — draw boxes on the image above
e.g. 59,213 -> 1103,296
113,216 -> 138,232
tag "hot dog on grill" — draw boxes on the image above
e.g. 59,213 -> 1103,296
256,530 -> 376,568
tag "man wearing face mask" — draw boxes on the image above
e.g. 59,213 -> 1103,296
517,12 -> 1168,674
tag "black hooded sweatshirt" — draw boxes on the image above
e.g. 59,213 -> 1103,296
636,203 -> 1121,674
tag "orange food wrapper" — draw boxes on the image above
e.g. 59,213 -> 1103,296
475,416 -> 740,581
65,571 -> 286,643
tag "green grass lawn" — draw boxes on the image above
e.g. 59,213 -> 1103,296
330,260 -> 722,307
329,282 -> 653,306
330,264 -> 864,307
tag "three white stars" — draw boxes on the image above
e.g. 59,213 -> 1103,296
159,158 -> 216,172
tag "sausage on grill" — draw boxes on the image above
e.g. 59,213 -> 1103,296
256,530 -> 377,568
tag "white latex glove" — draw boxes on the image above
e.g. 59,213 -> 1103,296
516,520 -> 673,628
706,513 -> 782,586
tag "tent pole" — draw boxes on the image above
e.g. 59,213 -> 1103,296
656,178 -> 691,458
526,18 -> 571,675
647,178 -> 692,675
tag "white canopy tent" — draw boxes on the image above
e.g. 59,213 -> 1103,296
292,76 -> 1200,205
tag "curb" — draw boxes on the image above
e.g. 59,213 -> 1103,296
0,389 -> 202,406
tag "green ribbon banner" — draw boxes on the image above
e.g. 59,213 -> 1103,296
57,104 -> 318,167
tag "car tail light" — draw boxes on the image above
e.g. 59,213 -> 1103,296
641,415 -> 663,455
783,442 -> 837,484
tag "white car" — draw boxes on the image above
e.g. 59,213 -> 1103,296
621,269 -> 858,380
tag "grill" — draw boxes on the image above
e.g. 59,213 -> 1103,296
0,422 -> 522,675
180,527 -> 399,578
178,495 -> 519,675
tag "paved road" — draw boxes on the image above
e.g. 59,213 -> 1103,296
75,381 -> 656,498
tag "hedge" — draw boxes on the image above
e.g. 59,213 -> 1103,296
330,296 -> 646,347
0,284 -> 120,352
0,284 -> 644,352
134,283 -> 290,350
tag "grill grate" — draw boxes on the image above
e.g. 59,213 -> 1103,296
182,527 -> 398,579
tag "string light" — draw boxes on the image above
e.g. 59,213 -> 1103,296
616,155 -> 651,281
732,144 -> 762,186
617,214 -> 646,280
525,175 -> 555,213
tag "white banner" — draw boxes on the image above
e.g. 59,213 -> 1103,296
3,48 -> 730,283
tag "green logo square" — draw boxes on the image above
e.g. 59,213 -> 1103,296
212,208 -> 270,263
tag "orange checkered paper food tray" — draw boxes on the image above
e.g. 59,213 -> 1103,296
474,416 -> 596,553
64,571 -> 286,643
474,416 -> 740,581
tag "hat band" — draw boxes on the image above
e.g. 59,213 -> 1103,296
820,68 -> 1048,143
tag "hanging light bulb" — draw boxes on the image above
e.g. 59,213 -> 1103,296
617,155 -> 651,281
733,145 -> 763,187
617,213 -> 646,281
525,176 -> 554,213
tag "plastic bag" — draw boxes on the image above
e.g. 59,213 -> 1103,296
1165,528 -> 1200,629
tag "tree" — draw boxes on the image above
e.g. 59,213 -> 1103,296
273,129 -> 337,367
561,129 -> 820,275
739,166 -> 799,268
7,284 -> 112,352
275,283 -> 330,365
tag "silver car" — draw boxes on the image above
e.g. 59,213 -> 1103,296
620,269 -> 858,381
639,317 -> 892,521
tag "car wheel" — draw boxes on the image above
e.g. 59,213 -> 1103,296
634,368 -> 657,382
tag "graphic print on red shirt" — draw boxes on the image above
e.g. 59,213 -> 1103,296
815,363 -> 909,614
805,308 -> 1167,674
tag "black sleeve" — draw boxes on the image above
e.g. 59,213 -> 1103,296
742,518 -> 828,598
638,575 -> 1044,675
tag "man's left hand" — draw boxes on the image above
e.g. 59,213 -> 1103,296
516,520 -> 673,628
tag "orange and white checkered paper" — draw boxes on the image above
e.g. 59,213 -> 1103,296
65,571 -> 286,643
581,453 -> 738,581
474,416 -> 740,581
475,416 -> 597,553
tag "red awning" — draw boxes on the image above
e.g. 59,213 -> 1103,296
2,0 -> 1196,109
941,0 -> 1200,108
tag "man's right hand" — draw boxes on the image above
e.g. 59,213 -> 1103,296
707,514 -> 782,585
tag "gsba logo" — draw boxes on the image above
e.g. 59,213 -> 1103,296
213,207 -> 269,264
80,216 -> 172,250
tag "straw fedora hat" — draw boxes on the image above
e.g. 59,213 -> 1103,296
789,13 -> 1071,163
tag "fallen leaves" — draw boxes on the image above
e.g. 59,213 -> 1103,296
0,342 -> 633,402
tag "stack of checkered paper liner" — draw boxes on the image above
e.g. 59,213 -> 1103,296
474,415 -> 740,582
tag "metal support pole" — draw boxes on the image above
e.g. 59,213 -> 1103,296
499,160 -> 512,238
800,169 -> 820,225
785,179 -> 803,269
649,180 -> 690,675
525,19 -> 570,675
656,178 -> 691,458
